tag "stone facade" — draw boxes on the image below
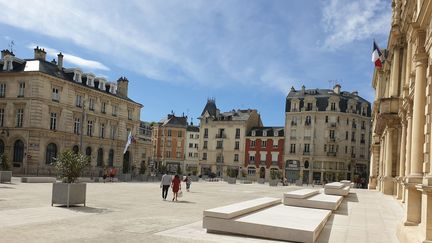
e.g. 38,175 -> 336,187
151,114 -> 187,173
285,85 -> 371,185
0,47 -> 142,176
137,121 -> 153,174
198,99 -> 262,177
185,124 -> 199,175
371,1 -> 432,242
244,127 -> 284,180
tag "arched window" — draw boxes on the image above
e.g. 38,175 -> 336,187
0,139 -> 4,154
13,140 -> 24,163
305,116 -> 311,125
85,147 -> 92,163
108,149 -> 114,167
97,148 -> 104,167
46,143 -> 57,164
304,160 -> 309,169
72,145 -> 79,154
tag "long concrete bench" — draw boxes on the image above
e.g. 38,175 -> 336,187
283,189 -> 343,210
203,197 -> 280,219
21,177 -> 57,183
340,180 -> 355,188
203,204 -> 331,243
324,182 -> 349,196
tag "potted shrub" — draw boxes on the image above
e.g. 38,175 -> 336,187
269,170 -> 280,187
190,168 -> 199,181
258,168 -> 266,184
138,161 -> 148,181
0,153 -> 12,183
226,168 -> 237,184
52,150 -> 90,207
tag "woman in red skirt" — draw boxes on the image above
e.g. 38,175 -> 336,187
171,174 -> 181,201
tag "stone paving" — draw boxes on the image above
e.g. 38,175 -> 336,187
0,178 -> 404,243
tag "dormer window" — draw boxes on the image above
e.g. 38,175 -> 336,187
86,75 -> 94,87
263,130 -> 267,136
331,102 -> 336,111
73,71 -> 82,83
109,84 -> 117,94
2,56 -> 13,71
252,130 -> 256,136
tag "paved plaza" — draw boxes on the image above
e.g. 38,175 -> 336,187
0,178 -> 403,243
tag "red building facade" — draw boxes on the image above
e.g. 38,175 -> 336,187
244,127 -> 284,180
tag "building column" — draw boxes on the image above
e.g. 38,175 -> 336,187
416,186 -> 432,242
369,144 -> 380,189
397,122 -> 407,199
383,128 -> 395,195
378,137 -> 385,191
390,47 -> 401,97
405,31 -> 427,225
403,112 -> 413,203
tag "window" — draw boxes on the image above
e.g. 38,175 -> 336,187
18,83 -> 25,97
189,143 -> 193,148
351,131 -> 356,141
204,128 -> 208,138
0,84 -> 5,97
112,105 -> 118,116
361,121 -> 366,129
194,153 -> 198,158
261,140 -> 267,148
97,148 -> 104,167
203,141 -> 208,149
76,95 -> 82,107
217,128 -> 225,138
324,144 -> 327,152
85,147 -> 92,160
304,144 -> 310,153
74,118 -> 80,134
305,116 -> 311,125
108,149 -> 114,167
100,102 -> 106,113
176,152 -> 181,158
166,151 -> 171,158
72,145 -> 79,154
361,133 -> 365,143
235,141 -> 240,150
52,88 -> 59,101
188,152 -> 193,157
0,108 -> 4,127
89,98 -> 95,111
325,116 -> 328,123
45,143 -> 57,165
306,102 -> 313,111
249,155 -> 255,161
216,140 -> 223,149
87,120 -> 93,136
329,130 -> 335,139
111,125 -> 117,139
248,167 -> 256,175
177,131 -> 182,137
291,116 -> 297,126
167,129 -> 172,137
202,153 -> 207,160
235,128 -> 240,139
128,109 -> 133,120
194,143 -> 198,148
345,146 -> 348,154
250,140 -> 256,147
50,112 -> 57,130
290,144 -> 296,153
166,140 -> 172,147
16,108 -> 24,127
345,131 -> 349,140
234,154 -> 239,162
13,140 -> 24,163
190,134 -> 194,139
100,123 -> 105,138
330,102 -> 336,111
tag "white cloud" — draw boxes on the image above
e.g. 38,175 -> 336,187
321,0 -> 391,50
26,43 -> 109,71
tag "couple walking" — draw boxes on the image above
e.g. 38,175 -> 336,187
160,173 -> 192,201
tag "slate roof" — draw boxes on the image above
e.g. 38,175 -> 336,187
0,57 -> 142,106
201,99 -> 217,117
159,115 -> 188,127
186,125 -> 200,132
247,127 -> 284,137
285,88 -> 371,117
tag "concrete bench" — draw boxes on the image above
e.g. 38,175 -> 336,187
340,180 -> 354,188
283,191 -> 343,211
203,197 -> 280,219
203,204 -> 331,243
324,186 -> 350,196
21,177 -> 57,183
324,182 -> 344,189
284,189 -> 319,199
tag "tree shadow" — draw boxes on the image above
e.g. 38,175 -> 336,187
173,200 -> 196,204
56,205 -> 111,214
0,186 -> 15,189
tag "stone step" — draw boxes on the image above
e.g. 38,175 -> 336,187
283,192 -> 343,210
203,197 -> 280,219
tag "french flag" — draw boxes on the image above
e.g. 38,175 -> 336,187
372,41 -> 383,68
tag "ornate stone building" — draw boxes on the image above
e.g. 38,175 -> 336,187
370,1 -> 432,242
198,99 -> 262,177
0,47 -> 142,176
185,124 -> 199,174
151,114 -> 188,173
285,85 -> 371,185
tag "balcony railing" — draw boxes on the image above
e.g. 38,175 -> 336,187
215,134 -> 226,139
216,157 -> 224,163
303,151 -> 310,155
327,151 -> 337,156
304,136 -> 311,140
327,122 -> 337,128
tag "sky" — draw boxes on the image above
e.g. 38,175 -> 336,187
0,0 -> 391,126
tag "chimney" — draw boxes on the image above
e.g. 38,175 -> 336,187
34,46 -> 46,61
301,85 -> 305,93
116,76 -> 129,97
57,52 -> 64,69
352,91 -> 358,96
333,84 -> 341,94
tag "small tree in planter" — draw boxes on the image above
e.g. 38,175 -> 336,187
226,168 -> 237,184
138,161 -> 148,181
0,153 -> 12,183
52,150 -> 90,207
269,169 -> 281,186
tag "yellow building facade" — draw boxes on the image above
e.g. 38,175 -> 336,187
371,0 -> 432,241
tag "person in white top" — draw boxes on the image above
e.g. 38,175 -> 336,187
160,173 -> 172,200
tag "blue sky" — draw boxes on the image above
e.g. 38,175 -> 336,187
0,0 -> 391,126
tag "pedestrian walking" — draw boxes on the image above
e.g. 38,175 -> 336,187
184,174 -> 192,192
160,173 -> 172,201
171,174 -> 181,201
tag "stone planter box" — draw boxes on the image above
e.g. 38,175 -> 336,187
269,179 -> 279,187
257,178 -> 265,184
226,177 -> 237,184
52,183 -> 86,207
0,171 -> 12,183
